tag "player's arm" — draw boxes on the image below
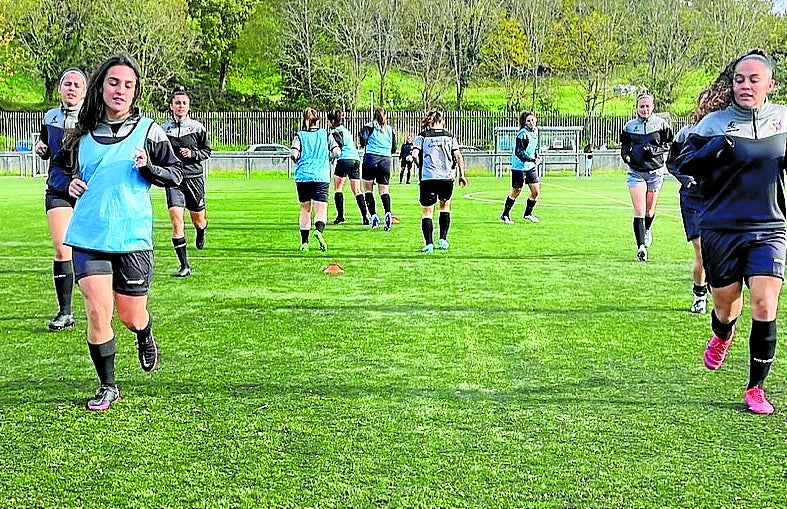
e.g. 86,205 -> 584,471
515,135 -> 533,162
35,124 -> 50,159
290,134 -> 301,162
137,125 -> 184,187
192,128 -> 212,161
453,148 -> 467,187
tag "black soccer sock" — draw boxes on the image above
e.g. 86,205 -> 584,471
405,167 -> 411,183
132,319 -> 152,343
748,319 -> 777,389
400,169 -> 404,183
524,199 -> 537,217
439,212 -> 451,240
334,192 -> 345,219
88,338 -> 117,387
381,193 -> 392,214
315,221 -> 326,233
711,309 -> 737,342
53,260 -> 74,315
365,192 -> 377,216
503,197 -> 516,217
300,229 -> 310,244
645,215 -> 655,231
421,217 -> 434,245
172,237 -> 189,269
355,194 -> 368,219
693,284 -> 708,297
633,217 -> 646,247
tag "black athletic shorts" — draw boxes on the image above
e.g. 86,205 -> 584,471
362,153 -> 392,185
72,248 -> 154,296
334,159 -> 361,180
45,187 -> 76,211
166,177 -> 206,212
419,179 -> 455,207
296,181 -> 330,203
701,228 -> 786,288
511,169 -> 540,188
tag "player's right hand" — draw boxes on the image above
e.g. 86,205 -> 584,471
34,141 -> 48,157
69,178 -> 88,198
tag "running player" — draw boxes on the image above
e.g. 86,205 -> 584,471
35,67 -> 86,331
500,111 -> 542,225
677,49 -> 787,414
161,86 -> 212,277
65,54 -> 183,411
412,110 -> 467,253
290,108 -> 340,251
327,109 -> 368,225
620,93 -> 674,261
359,106 -> 397,230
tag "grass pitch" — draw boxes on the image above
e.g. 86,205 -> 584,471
0,174 -> 785,508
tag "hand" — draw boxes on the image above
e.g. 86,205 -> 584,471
179,147 -> 192,159
133,146 -> 147,168
458,176 -> 468,188
535,157 -> 542,165
34,141 -> 48,157
69,178 -> 88,198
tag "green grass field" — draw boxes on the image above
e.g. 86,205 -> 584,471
1,174 -> 785,508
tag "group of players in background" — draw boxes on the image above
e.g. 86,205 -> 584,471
35,49 -> 786,415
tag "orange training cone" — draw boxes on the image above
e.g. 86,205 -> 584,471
391,216 -> 400,224
323,263 -> 345,275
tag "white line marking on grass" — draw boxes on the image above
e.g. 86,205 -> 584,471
463,181 -> 681,220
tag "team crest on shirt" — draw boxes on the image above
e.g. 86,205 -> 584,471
771,120 -> 783,133
726,122 -> 739,133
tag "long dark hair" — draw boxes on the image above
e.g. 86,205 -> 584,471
327,109 -> 345,127
519,111 -> 536,129
421,109 -> 443,130
373,106 -> 387,127
66,53 -> 142,148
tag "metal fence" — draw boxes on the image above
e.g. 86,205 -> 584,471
0,110 -> 689,153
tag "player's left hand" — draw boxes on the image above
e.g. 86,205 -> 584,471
133,147 -> 147,168
180,147 -> 192,159
459,176 -> 468,188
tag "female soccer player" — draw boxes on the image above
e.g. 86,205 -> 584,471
412,110 -> 467,253
500,111 -> 542,224
65,54 -> 183,411
328,109 -> 368,225
35,68 -> 86,331
666,89 -> 717,314
677,49 -> 787,414
359,106 -> 397,230
290,108 -> 340,251
620,93 -> 674,261
161,86 -> 212,277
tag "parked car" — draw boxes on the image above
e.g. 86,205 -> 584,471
458,145 -> 482,152
245,143 -> 290,155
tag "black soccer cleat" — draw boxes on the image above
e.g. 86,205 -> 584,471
333,217 -> 346,225
136,334 -> 159,372
172,267 -> 191,278
48,312 -> 75,331
195,227 -> 206,250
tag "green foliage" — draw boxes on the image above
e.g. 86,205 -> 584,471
3,175 -> 787,507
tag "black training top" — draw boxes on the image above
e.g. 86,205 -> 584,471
620,114 -> 673,172
161,117 -> 211,179
677,101 -> 787,231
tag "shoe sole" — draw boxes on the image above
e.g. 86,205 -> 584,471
47,321 -> 75,332
87,395 -> 120,411
314,232 -> 327,252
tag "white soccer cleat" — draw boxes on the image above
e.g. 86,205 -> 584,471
524,214 -> 540,223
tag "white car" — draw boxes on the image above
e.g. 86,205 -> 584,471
245,143 -> 290,155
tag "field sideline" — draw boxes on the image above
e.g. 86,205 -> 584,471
0,175 -> 785,508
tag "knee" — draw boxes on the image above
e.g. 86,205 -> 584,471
53,244 -> 72,262
117,307 -> 148,331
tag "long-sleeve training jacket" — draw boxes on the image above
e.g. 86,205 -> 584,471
666,124 -> 702,199
39,104 -> 81,194
676,101 -> 787,231
620,114 -> 673,172
161,116 -> 211,179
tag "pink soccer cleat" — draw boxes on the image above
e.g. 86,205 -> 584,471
745,386 -> 774,415
704,328 -> 735,370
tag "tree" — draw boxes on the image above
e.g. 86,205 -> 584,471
369,0 -> 402,107
81,0 -> 197,107
510,0 -> 558,110
446,0 -> 501,110
188,0 -> 255,91
0,9 -> 19,82
480,14 -> 530,110
323,0 -> 374,109
401,0 -> 453,111
552,0 -> 631,118
279,0 -> 329,105
11,0 -> 89,100
630,0 -> 703,108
